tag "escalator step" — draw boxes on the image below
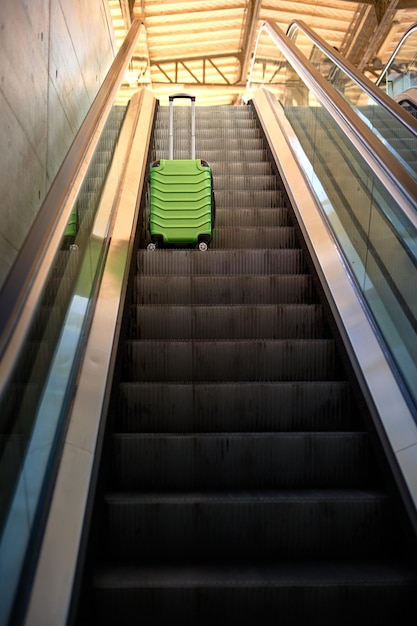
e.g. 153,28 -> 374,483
214,208 -> 291,227
209,162 -> 275,176
153,127 -> 262,140
109,433 -> 373,490
151,149 -> 270,162
130,304 -> 328,340
115,381 -> 359,433
213,174 -> 279,190
123,339 -> 342,382
103,489 -> 389,561
211,227 -> 298,249
213,189 -> 283,207
153,137 -> 267,151
134,275 -> 317,305
137,249 -> 307,275
92,561 -> 417,626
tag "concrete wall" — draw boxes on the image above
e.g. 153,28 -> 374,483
0,0 -> 116,288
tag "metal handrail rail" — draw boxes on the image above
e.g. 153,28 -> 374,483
0,19 -> 143,396
250,21 -> 417,227
376,22 -> 417,88
286,19 -> 417,138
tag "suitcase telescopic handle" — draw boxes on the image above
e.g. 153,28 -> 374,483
168,93 -> 196,160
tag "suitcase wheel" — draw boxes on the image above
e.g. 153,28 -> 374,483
198,241 -> 208,252
147,242 -> 157,251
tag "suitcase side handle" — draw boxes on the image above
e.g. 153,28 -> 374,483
169,93 -> 196,160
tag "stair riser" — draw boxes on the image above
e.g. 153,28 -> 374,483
134,276 -> 316,305
153,128 -> 262,140
151,149 -> 270,162
209,163 -> 275,176
213,175 -> 280,190
91,584 -> 416,626
130,305 -> 328,340
153,138 -> 267,152
137,249 -> 307,275
110,433 -> 373,490
115,381 -> 358,433
103,495 -> 391,560
123,340 -> 341,382
214,208 -> 291,227
219,190 -> 284,207
211,228 -> 297,248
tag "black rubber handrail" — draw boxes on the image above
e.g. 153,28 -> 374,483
286,19 -> 417,138
251,21 -> 417,220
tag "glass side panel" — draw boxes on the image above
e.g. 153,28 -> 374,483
288,26 -> 417,181
0,101 -> 127,626
248,25 -> 417,415
378,26 -> 417,99
0,24 -> 152,626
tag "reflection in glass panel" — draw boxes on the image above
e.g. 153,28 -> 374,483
118,27 -> 152,105
249,29 -> 309,106
378,26 -> 417,99
0,27 -> 145,620
288,23 -> 417,181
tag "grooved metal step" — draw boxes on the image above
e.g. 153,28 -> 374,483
92,562 -> 417,626
115,380 -> 358,433
123,339 -> 342,382
214,208 -> 291,227
103,489 -> 389,561
153,137 -> 267,151
134,274 -> 317,305
130,304 -> 328,340
117,380 -> 358,432
214,188 -> 284,206
151,149 -> 270,162
203,162 -> 275,176
137,249 -> 307,275
213,174 -> 279,190
109,433 -> 373,490
211,227 -> 298,248
153,127 -> 262,140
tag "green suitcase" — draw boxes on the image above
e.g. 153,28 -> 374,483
149,94 -> 214,250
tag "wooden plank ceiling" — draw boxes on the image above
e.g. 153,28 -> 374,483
108,0 -> 417,105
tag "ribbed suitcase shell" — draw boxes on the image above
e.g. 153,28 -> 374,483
150,158 -> 213,244
149,93 -> 214,246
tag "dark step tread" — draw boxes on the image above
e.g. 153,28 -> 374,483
130,304 -> 329,340
103,490 -> 391,560
214,208 -> 291,227
101,489 -> 395,563
137,249 -> 307,275
115,380 -> 359,432
134,274 -> 317,305
123,339 -> 343,382
210,227 -> 298,249
109,433 -> 373,489
95,559 -> 417,586
91,561 -> 417,625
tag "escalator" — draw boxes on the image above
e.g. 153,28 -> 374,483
74,103 -> 417,625
3,19 -> 417,626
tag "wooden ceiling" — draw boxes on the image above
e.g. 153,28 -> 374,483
108,0 -> 417,105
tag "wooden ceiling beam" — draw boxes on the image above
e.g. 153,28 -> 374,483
120,0 -> 132,29
340,0 -> 401,69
